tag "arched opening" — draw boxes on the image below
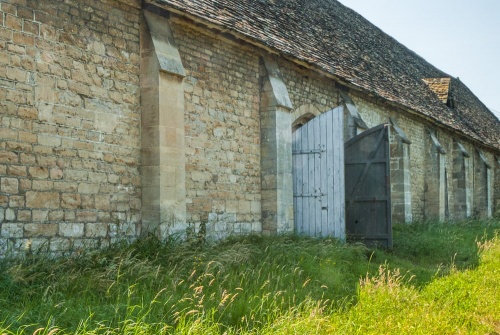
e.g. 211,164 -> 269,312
292,113 -> 315,132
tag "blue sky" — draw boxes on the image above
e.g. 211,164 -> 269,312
337,0 -> 500,120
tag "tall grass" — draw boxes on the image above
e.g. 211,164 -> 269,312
0,219 -> 499,334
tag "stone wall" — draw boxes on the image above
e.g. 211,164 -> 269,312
1,2 -> 497,255
279,60 -> 341,114
352,97 -> 427,222
351,94 -> 496,223
169,18 -> 263,239
389,122 -> 412,224
0,0 -> 142,255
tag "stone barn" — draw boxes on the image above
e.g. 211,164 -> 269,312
1,0 -> 499,254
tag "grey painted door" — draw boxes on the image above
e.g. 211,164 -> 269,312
345,124 -> 392,248
292,106 -> 345,240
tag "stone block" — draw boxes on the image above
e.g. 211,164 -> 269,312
61,193 -> 82,209
49,238 -> 71,252
9,195 -> 25,207
24,223 -> 58,237
0,195 -> 7,207
81,195 -> 95,209
95,195 -> 111,210
238,200 -> 251,214
78,183 -> 99,194
76,211 -> 98,222
251,200 -> 261,214
32,180 -> 53,191
1,223 -> 24,238
85,222 -> 108,238
1,177 -> 19,193
20,153 -> 35,164
32,210 -> 49,222
26,191 -> 60,208
48,210 -> 64,221
225,200 -> 238,213
37,134 -> 61,147
28,166 -> 49,179
88,172 -> 107,183
64,169 -> 88,181
0,151 -> 18,163
5,208 -> 16,221
53,181 -> 78,192
59,223 -> 84,237
50,168 -> 63,179
19,179 -> 31,191
7,165 -> 27,176
18,210 -> 32,221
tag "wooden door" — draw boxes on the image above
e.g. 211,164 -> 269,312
292,106 -> 345,239
345,124 -> 392,248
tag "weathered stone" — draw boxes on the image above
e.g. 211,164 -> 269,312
61,193 -> 82,209
77,183 -> 99,194
1,177 -> 19,193
7,165 -> 27,176
17,210 -> 32,221
32,180 -> 54,191
28,166 -> 49,179
0,0 -> 497,257
76,211 -> 98,222
1,223 -> 24,238
26,191 -> 60,208
49,168 -> 63,180
32,210 -> 49,222
0,151 -> 18,164
49,238 -> 71,252
5,209 -> 16,221
9,195 -> 25,207
24,223 -> 58,237
85,222 -> 108,237
59,223 -> 84,237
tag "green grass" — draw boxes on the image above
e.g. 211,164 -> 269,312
0,219 -> 499,334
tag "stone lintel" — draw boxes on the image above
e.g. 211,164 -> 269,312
389,117 -> 411,144
340,91 -> 368,130
143,10 -> 186,77
262,56 -> 293,110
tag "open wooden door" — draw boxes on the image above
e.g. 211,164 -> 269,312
292,106 -> 345,239
345,124 -> 392,248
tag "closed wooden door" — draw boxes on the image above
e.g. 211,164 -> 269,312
345,124 -> 392,248
292,106 -> 345,239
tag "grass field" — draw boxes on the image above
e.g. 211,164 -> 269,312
0,219 -> 499,334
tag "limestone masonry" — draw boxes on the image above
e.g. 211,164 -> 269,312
1,0 -> 499,255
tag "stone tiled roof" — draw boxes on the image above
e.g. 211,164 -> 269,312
148,0 -> 500,150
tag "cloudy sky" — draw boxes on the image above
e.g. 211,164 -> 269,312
337,0 -> 500,120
